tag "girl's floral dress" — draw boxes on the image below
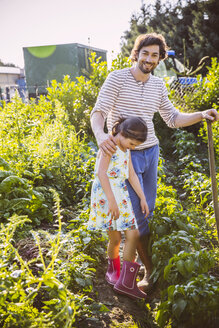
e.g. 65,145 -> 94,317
88,147 -> 137,231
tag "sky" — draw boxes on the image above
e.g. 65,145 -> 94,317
0,0 -> 157,68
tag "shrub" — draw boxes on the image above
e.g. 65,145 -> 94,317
156,274 -> 219,328
0,192 -> 107,327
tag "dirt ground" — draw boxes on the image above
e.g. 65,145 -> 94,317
78,256 -> 161,328
17,223 -> 160,328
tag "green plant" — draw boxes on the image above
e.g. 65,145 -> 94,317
46,52 -> 131,140
150,230 -> 200,287
151,153 -> 218,327
199,119 -> 219,165
156,274 -> 219,328
0,191 -> 108,327
184,58 -> 219,111
0,96 -> 97,209
163,250 -> 215,285
0,160 -> 52,225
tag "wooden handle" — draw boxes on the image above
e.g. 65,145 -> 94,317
207,120 -> 219,241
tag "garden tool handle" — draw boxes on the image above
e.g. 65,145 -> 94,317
206,120 -> 219,241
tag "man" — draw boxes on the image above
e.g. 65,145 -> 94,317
90,33 -> 218,293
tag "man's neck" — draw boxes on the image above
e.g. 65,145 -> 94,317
130,66 -> 150,83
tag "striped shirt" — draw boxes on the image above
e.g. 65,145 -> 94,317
91,67 -> 179,150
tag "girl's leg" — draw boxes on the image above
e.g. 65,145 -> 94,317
123,229 -> 139,262
114,229 -> 147,299
107,231 -> 122,259
106,231 -> 122,285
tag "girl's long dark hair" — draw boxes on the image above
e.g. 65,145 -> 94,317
112,116 -> 147,142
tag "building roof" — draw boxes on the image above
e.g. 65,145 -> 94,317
0,67 -> 21,74
23,42 -> 107,53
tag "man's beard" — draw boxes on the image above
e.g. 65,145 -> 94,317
138,61 -> 156,74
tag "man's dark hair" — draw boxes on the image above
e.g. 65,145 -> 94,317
130,33 -> 168,62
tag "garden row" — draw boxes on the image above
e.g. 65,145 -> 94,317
0,95 -> 107,326
149,58 -> 219,326
0,54 -> 218,327
150,127 -> 219,327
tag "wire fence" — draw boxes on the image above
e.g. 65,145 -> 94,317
167,78 -> 200,108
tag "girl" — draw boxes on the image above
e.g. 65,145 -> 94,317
88,117 -> 149,299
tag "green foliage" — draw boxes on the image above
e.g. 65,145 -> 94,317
1,50 -> 218,327
121,0 -> 219,73
171,128 -> 218,240
0,192 -> 108,327
163,250 -> 215,285
174,58 -> 219,164
151,229 -> 201,287
0,93 -> 96,210
183,58 -> 219,111
46,52 -> 131,139
172,129 -> 198,160
46,74 -> 97,138
199,121 -> 219,165
156,274 -> 219,328
174,38 -> 209,77
183,171 -> 213,206
110,52 -> 132,71
151,135 -> 218,327
156,58 -> 219,159
0,160 -> 52,225
0,52 -> 131,324
153,112 -> 175,157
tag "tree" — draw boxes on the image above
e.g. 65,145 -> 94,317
121,0 -> 219,74
0,59 -> 16,67
187,0 -> 219,67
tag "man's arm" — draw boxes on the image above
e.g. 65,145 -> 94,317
90,70 -> 127,155
174,108 -> 219,128
158,82 -> 218,128
90,111 -> 117,155
90,111 -> 106,144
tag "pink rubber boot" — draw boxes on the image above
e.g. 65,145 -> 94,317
105,256 -> 120,286
114,261 -> 147,299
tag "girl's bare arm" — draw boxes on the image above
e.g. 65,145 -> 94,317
97,152 -> 120,219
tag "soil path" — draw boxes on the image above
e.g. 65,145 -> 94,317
78,251 -> 160,328
24,219 -> 161,327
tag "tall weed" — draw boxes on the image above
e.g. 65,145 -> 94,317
0,191 -> 107,327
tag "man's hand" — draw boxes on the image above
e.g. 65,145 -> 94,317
98,134 -> 117,156
91,112 -> 117,155
202,108 -> 219,122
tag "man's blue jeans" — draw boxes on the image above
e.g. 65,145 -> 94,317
126,144 -> 159,236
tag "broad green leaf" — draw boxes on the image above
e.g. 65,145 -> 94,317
0,158 -> 10,170
0,170 -> 13,180
184,258 -> 195,273
0,176 -> 27,193
172,298 -> 187,318
168,285 -> 175,301
176,260 -> 187,277
164,263 -> 172,280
